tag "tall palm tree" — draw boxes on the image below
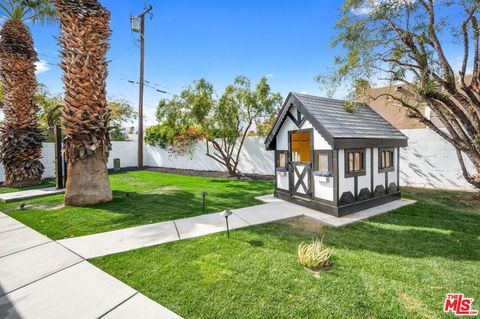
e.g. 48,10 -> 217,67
55,0 -> 112,206
0,0 -> 54,187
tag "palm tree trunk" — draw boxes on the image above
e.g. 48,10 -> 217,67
0,20 -> 44,187
56,0 -> 112,206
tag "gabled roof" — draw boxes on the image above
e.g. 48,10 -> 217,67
265,92 -> 408,150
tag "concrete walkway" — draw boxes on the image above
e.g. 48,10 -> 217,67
0,187 -> 65,203
59,196 -> 415,259
0,214 -> 181,319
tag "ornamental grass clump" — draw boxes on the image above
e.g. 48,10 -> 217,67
298,237 -> 333,271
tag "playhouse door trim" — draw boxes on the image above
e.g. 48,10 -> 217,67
290,161 -> 312,197
288,128 -> 313,199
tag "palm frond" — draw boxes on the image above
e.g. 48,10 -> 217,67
0,0 -> 55,23
22,0 -> 56,24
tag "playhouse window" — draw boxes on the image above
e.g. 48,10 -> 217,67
314,150 -> 331,173
276,151 -> 287,168
379,148 -> 394,172
345,149 -> 366,177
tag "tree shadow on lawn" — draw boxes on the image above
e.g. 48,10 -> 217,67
246,201 -> 480,261
87,188 -> 267,221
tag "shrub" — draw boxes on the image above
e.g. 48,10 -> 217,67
298,237 -> 333,270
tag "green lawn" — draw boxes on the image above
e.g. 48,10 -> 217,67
91,188 -> 480,319
0,178 -> 56,194
0,171 -> 273,239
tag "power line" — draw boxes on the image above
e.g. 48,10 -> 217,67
107,44 -> 137,64
126,79 -> 172,95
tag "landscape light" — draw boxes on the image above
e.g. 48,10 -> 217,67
201,191 -> 208,211
220,209 -> 233,238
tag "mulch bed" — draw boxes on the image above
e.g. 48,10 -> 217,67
143,166 -> 274,181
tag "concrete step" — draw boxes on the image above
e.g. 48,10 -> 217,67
0,187 -> 65,202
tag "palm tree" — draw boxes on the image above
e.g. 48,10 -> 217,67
0,1 -> 54,187
55,0 -> 112,206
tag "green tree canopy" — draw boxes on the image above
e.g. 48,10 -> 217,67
33,86 -> 137,141
0,0 -> 55,23
321,0 -> 480,188
146,75 -> 282,176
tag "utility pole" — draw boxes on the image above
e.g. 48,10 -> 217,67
131,5 -> 153,168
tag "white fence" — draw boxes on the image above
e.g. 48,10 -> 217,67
0,130 -> 476,190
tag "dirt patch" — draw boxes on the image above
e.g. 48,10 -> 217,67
142,185 -> 179,194
20,203 -> 65,211
279,216 -> 325,234
399,293 -> 435,318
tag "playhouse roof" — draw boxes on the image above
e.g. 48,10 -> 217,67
265,92 -> 408,150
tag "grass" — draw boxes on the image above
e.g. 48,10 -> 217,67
91,188 -> 480,318
0,178 -> 55,194
0,171 -> 273,239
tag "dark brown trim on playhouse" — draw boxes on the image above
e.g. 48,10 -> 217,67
313,150 -> 332,172
274,189 -> 401,217
378,147 -> 395,173
344,148 -> 367,178
287,128 -> 314,199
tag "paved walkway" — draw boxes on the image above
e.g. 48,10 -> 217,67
0,212 -> 181,319
59,196 -> 415,259
0,187 -> 64,202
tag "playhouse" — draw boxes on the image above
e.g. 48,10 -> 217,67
265,93 -> 408,216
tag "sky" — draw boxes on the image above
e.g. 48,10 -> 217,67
26,0 -> 466,128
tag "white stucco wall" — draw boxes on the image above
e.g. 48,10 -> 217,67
0,128 -> 475,191
144,137 -> 273,175
0,138 -> 274,182
276,173 -> 289,190
372,147 -> 383,187
372,147 -> 400,192
338,149 -> 354,195
387,147 -> 399,188
314,176 -> 334,201
400,129 -> 476,190
357,148 -> 371,191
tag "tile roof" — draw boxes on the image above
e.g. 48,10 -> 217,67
292,93 -> 407,139
265,92 -> 408,150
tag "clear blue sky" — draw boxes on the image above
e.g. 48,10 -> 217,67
28,0 -> 464,127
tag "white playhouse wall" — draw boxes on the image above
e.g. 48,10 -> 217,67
274,106 -> 334,202
338,148 -> 372,195
338,147 -> 399,198
372,147 -> 399,190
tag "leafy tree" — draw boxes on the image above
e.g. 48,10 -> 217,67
107,99 -> 137,141
321,0 -> 480,189
34,85 -> 62,141
34,88 -> 137,142
0,0 -> 55,187
256,111 -> 279,137
146,76 -> 282,176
